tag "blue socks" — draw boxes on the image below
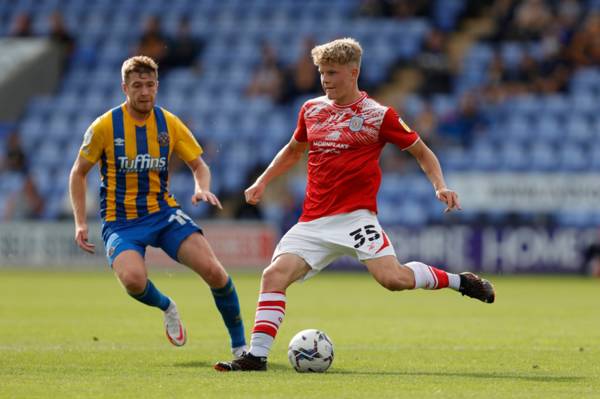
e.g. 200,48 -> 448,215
128,277 -> 246,349
129,279 -> 171,311
211,277 -> 246,348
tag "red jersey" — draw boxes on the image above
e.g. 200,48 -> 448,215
293,92 -> 420,222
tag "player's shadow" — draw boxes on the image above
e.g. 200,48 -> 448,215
173,361 -> 288,371
174,361 -> 214,368
330,370 -> 584,382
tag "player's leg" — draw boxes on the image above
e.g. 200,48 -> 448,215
175,231 -> 247,356
363,256 -> 495,303
343,210 -> 494,303
214,253 -> 310,371
250,253 -> 311,356
111,249 -> 186,345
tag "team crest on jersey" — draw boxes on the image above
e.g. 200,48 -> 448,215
348,116 -> 364,132
158,131 -> 169,147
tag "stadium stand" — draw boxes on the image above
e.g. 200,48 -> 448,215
1,0 -> 599,229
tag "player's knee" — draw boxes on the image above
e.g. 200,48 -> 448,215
202,260 -> 227,287
118,270 -> 147,294
261,265 -> 287,291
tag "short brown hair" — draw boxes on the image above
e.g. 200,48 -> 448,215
121,55 -> 158,82
311,37 -> 362,68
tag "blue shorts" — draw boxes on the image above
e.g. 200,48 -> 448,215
101,208 -> 202,267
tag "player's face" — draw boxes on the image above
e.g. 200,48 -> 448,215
318,62 -> 359,105
123,72 -> 158,118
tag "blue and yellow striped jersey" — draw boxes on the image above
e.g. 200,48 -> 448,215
79,104 -> 202,222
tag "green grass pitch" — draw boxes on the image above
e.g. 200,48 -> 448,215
1,269 -> 599,398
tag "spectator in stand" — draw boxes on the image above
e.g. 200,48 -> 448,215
414,28 -> 452,97
246,43 -> 285,103
484,0 -> 520,43
48,11 -> 76,74
412,102 -> 442,151
282,37 -> 321,103
134,16 -> 169,69
9,12 -> 34,37
1,132 -> 43,220
438,92 -> 486,148
510,0 -> 553,41
163,16 -> 205,72
357,0 -> 396,18
48,11 -> 75,56
569,12 -> 600,67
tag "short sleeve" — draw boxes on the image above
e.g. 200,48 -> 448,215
173,117 -> 203,162
292,105 -> 308,142
79,119 -> 104,163
380,108 -> 420,150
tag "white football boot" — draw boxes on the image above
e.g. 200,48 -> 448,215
164,301 -> 187,346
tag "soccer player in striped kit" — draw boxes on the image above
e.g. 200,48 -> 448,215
69,56 -> 246,357
215,38 -> 495,372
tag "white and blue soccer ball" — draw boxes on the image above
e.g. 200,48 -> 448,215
287,329 -> 334,372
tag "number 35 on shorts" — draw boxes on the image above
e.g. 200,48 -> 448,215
348,224 -> 381,249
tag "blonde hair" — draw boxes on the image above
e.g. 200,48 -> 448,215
121,55 -> 158,83
311,37 -> 362,68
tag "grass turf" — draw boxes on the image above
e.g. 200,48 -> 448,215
0,269 -> 599,398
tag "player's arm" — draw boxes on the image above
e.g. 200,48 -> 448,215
69,155 -> 96,253
245,137 -> 308,205
186,156 -> 222,209
406,139 -> 461,213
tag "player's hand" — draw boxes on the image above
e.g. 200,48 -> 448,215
192,189 -> 223,209
436,188 -> 462,213
245,182 -> 266,205
75,225 -> 95,254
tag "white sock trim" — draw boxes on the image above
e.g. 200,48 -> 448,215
448,273 -> 461,290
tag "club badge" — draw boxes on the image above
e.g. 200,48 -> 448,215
158,131 -> 170,147
348,116 -> 364,132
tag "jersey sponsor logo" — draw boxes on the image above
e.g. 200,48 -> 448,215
158,131 -> 170,147
114,138 -> 125,146
348,116 -> 364,132
117,154 -> 167,172
314,141 -> 350,150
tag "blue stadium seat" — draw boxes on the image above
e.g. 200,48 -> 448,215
5,0 -> 599,227
559,144 -> 588,171
439,147 -> 469,171
470,142 -> 497,171
565,115 -> 592,144
504,115 -> 531,144
541,95 -> 569,119
529,143 -> 556,171
535,116 -> 561,144
509,95 -> 541,117
499,142 -> 529,171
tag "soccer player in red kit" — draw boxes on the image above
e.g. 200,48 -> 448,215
215,38 -> 495,372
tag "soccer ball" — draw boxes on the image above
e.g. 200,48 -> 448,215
287,329 -> 334,372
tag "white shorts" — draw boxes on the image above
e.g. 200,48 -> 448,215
272,209 -> 396,280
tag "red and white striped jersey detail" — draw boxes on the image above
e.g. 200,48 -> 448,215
252,292 -> 286,338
